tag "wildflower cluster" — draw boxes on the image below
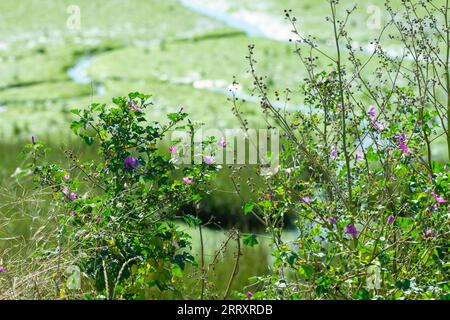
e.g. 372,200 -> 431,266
233,2 -> 450,300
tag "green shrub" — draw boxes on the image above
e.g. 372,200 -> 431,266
20,92 -> 217,299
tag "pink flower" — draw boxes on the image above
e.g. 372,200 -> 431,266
219,137 -> 226,148
345,224 -> 358,236
129,100 -> 142,113
373,120 -> 385,131
387,215 -> 395,224
356,149 -> 364,161
62,186 -> 69,196
183,177 -> 193,184
368,105 -> 376,120
69,192 -> 77,201
431,192 -> 447,203
204,155 -> 215,164
302,196 -> 311,205
63,174 -> 70,181
336,104 -> 343,111
0,266 -> 4,273
169,146 -> 177,154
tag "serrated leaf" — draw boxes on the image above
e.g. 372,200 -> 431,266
243,234 -> 258,247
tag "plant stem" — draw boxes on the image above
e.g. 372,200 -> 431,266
445,0 -> 450,161
196,202 -> 206,300
331,1 -> 353,209
223,230 -> 241,300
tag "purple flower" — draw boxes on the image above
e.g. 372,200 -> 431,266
399,141 -> 409,155
0,266 -> 4,273
219,137 -> 226,148
431,192 -> 447,203
31,135 -> 36,145
387,215 -> 395,224
423,228 -> 436,239
345,224 -> 358,236
302,196 -> 311,205
69,192 -> 77,201
124,156 -> 139,169
396,133 -> 410,154
96,217 -> 101,224
329,217 -> 337,224
330,147 -> 338,159
63,174 -> 70,181
183,177 -> 193,184
395,133 -> 407,142
62,186 -> 69,196
246,291 -> 253,298
368,105 -> 376,120
71,211 -> 77,217
168,146 -> 177,154
336,104 -> 343,111
204,155 -> 215,164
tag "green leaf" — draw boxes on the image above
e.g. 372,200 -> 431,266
244,202 -> 255,215
243,234 -> 258,247
82,135 -> 94,145
258,200 -> 272,209
298,264 -> 314,279
171,264 -> 183,278
281,251 -> 299,266
183,214 -> 202,227
167,112 -> 188,122
70,121 -> 82,134
353,289 -> 370,300
395,279 -> 411,291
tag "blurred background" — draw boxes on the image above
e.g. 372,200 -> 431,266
0,0 -> 395,221
0,0 -> 402,141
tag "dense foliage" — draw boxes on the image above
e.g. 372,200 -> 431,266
21,93 -> 217,299
232,0 -> 450,299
